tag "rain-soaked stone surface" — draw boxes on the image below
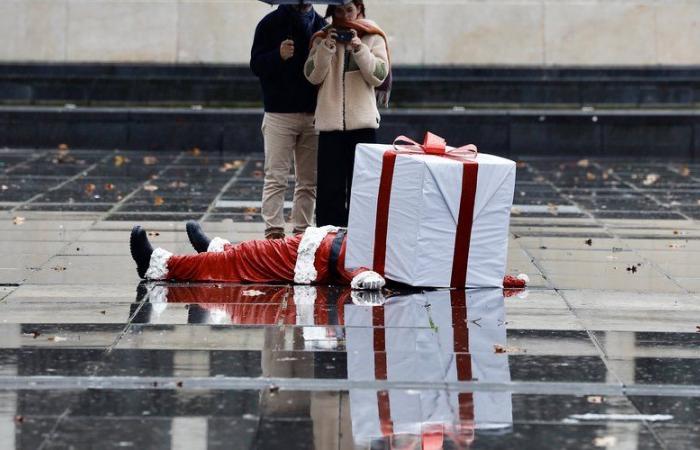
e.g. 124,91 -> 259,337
1,148 -> 700,449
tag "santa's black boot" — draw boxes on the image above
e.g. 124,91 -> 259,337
130,225 -> 154,278
186,220 -> 211,253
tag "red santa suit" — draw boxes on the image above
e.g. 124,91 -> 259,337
143,226 -> 379,288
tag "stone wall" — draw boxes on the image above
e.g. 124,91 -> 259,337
1,0 -> 699,66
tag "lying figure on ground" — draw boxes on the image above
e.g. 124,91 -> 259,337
130,221 -> 528,291
130,221 -> 386,290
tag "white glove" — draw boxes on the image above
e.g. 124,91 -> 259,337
351,290 -> 386,306
350,270 -> 386,290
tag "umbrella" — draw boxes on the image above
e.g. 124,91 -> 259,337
258,0 -> 345,4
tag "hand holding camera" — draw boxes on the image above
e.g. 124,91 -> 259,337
280,39 -> 294,60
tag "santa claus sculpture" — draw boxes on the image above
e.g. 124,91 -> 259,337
129,221 -> 527,290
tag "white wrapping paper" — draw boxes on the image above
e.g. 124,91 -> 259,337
346,143 -> 516,287
345,289 -> 513,445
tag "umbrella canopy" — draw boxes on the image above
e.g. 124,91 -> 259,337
258,0 -> 345,4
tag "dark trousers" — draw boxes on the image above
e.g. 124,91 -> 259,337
316,128 -> 377,227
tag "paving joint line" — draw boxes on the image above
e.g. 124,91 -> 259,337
199,155 -> 251,223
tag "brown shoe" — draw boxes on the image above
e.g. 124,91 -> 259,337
265,231 -> 285,240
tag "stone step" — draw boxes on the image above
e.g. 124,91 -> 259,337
2,64 -> 700,108
1,106 -> 699,157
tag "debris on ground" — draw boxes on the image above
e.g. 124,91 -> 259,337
143,184 -> 159,192
587,396 -> 604,404
642,173 -> 660,186
153,196 -> 165,206
494,344 -> 524,354
51,266 -> 67,271
12,216 -> 25,225
47,336 -> 67,342
585,238 -> 593,246
143,156 -> 158,165
577,159 -> 590,168
147,232 -> 160,237
23,331 -> 41,339
114,155 -> 129,166
593,436 -> 617,447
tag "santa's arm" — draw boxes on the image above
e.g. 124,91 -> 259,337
340,266 -> 386,290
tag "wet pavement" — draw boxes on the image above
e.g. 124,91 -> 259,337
1,147 -> 700,449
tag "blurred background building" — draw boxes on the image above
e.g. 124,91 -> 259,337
1,0 -> 699,156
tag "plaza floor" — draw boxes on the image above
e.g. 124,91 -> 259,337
0,147 -> 699,449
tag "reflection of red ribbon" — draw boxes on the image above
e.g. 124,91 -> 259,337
372,133 -> 479,288
372,290 -> 476,447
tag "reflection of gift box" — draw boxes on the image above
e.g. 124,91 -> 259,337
346,136 -> 516,287
345,289 -> 513,446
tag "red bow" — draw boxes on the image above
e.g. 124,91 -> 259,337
392,132 -> 478,159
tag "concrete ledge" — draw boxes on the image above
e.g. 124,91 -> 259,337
1,106 -> 698,158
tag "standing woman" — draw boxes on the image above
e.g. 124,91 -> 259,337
304,0 -> 391,227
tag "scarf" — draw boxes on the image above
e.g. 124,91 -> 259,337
279,5 -> 317,37
311,18 -> 393,107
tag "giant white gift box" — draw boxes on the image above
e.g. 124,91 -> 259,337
345,289 -> 513,445
346,143 -> 516,287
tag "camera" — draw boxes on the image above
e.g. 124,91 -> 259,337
335,29 -> 354,43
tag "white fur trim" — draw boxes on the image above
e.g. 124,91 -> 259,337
351,290 -> 386,306
147,284 -> 169,318
144,247 -> 173,280
294,226 -> 339,284
207,237 -> 230,253
350,270 -> 386,290
294,286 -> 317,326
517,273 -> 530,283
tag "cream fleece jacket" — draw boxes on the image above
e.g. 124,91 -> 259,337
304,30 -> 389,131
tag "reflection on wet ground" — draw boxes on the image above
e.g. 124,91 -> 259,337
1,148 -> 700,449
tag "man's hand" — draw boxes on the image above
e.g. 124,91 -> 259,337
351,271 -> 386,290
280,39 -> 295,61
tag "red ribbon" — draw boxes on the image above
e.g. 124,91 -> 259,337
372,290 -> 476,444
372,133 -> 479,288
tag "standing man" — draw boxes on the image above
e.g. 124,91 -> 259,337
251,3 -> 327,239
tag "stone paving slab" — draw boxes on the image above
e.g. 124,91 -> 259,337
1,149 -> 700,449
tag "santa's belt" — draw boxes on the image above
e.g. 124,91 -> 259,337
328,228 -> 347,281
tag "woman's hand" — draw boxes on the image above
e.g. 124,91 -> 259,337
349,29 -> 362,52
324,28 -> 337,50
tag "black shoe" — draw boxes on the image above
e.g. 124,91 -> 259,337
130,225 -> 154,278
186,220 -> 211,253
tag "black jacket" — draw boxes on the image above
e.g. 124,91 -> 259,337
250,7 -> 327,113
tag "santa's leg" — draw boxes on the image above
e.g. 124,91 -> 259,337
130,225 -> 244,282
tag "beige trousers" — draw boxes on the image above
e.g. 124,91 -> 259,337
261,112 -> 318,236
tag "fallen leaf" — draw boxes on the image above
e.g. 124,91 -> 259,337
84,183 -> 96,194
12,216 -> 25,225
143,156 -> 158,165
585,238 -> 593,246
242,289 -> 266,297
587,396 -> 604,404
586,172 -> 597,181
176,381 -> 184,388
51,266 -> 67,271
190,147 -> 202,156
494,344 -> 524,354
104,183 -> 115,191
100,310 -> 106,315
594,436 -> 617,447
547,203 -> 559,215
219,160 -> 244,172
147,231 -> 160,237
642,173 -> 660,186
143,184 -> 159,192
153,196 -> 165,206
679,166 -> 691,177
114,155 -> 129,167
577,159 -> 590,168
